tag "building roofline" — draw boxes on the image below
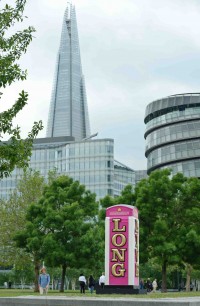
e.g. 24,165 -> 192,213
114,160 -> 135,172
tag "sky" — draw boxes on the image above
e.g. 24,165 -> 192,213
2,0 -> 200,170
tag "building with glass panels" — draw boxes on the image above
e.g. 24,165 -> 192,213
46,4 -> 90,140
0,3 -> 136,200
0,137 -> 135,200
0,137 -> 124,199
145,93 -> 200,177
135,170 -> 148,184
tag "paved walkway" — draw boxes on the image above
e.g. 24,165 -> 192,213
0,296 -> 200,306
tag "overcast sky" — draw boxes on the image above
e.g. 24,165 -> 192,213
2,0 -> 200,170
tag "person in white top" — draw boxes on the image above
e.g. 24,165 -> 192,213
99,272 -> 105,289
152,279 -> 157,293
78,273 -> 86,293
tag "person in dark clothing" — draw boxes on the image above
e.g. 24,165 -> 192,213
146,278 -> 152,292
140,278 -> 144,289
88,275 -> 95,294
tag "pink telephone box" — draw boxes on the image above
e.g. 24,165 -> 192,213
105,204 -> 139,286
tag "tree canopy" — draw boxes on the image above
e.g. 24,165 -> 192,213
133,169 -> 200,291
14,175 -> 99,292
6,168 -> 200,292
0,0 -> 43,178
0,170 -> 46,268
175,177 -> 200,290
99,169 -> 200,292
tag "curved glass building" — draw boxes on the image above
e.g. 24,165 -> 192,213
144,93 -> 200,177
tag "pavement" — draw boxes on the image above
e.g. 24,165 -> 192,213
0,296 -> 200,306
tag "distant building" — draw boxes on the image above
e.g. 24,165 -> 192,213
145,93 -> 200,177
135,170 -> 148,184
0,3 -> 137,200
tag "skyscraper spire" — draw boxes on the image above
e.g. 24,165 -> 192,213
46,3 -> 91,140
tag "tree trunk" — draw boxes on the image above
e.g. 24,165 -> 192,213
60,263 -> 67,292
161,260 -> 167,292
34,260 -> 40,292
185,263 -> 193,292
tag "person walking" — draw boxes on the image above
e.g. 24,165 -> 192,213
146,278 -> 152,292
88,275 -> 95,293
38,267 -> 50,295
99,272 -> 105,289
140,278 -> 144,289
78,273 -> 86,294
152,279 -> 158,293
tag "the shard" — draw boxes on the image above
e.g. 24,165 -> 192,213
46,3 -> 91,140
0,3 -> 138,202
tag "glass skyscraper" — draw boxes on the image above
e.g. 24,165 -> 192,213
46,4 -> 90,140
0,3 -> 136,200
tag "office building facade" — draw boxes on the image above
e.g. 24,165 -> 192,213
145,93 -> 200,177
0,3 -> 136,200
0,137 -> 135,200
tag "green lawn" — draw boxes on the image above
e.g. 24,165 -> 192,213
0,289 -> 200,298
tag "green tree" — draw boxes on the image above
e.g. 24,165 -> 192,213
77,221 -> 105,277
84,171 -> 200,292
135,169 -> 188,292
99,194 -> 117,221
65,268 -> 80,290
0,0 -> 43,178
0,170 -> 46,267
0,169 -> 46,292
116,184 -> 135,205
14,211 -> 45,292
14,175 -> 99,292
114,171 -> 200,292
10,264 -> 34,289
176,177 -> 200,291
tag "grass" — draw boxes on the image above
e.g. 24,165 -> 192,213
0,289 -> 200,299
